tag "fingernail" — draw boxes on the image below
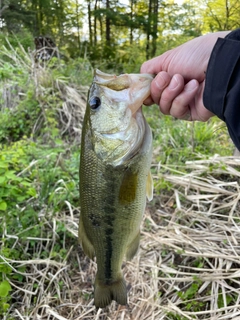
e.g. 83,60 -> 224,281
185,79 -> 198,91
168,76 -> 179,90
155,73 -> 168,90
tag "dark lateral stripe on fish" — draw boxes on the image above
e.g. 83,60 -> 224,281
104,227 -> 113,282
102,176 -> 116,282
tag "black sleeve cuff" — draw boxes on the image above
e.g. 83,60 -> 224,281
203,29 -> 240,150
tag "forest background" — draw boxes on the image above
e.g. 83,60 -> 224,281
1,0 -> 240,71
1,0 -> 240,319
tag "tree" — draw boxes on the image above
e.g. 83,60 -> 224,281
203,0 -> 240,32
2,0 -> 35,33
146,0 -> 159,59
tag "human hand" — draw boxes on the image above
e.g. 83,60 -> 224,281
144,72 -> 213,121
141,31 -> 230,121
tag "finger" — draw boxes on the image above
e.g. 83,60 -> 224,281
141,57 -> 159,74
191,82 -> 214,121
143,96 -> 154,106
169,79 -> 199,119
140,55 -> 166,74
158,74 -> 185,114
150,71 -> 171,105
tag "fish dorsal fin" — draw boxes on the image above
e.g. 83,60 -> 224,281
146,170 -> 153,201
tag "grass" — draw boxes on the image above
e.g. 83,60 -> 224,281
4,154 -> 240,320
1,40 -> 240,320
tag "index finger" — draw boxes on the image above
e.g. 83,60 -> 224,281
150,71 -> 172,105
140,56 -> 164,74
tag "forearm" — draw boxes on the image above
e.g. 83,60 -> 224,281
203,29 -> 240,150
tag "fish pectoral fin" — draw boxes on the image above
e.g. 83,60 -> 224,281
146,170 -> 153,201
94,275 -> 127,308
126,232 -> 140,260
78,214 -> 95,260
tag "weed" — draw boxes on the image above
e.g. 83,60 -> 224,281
0,36 -> 238,320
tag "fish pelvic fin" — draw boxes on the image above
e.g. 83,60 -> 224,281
146,170 -> 153,201
78,214 -> 95,259
94,276 -> 127,308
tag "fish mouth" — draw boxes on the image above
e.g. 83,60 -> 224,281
93,69 -> 154,115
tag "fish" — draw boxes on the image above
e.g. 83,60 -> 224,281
79,69 -> 153,308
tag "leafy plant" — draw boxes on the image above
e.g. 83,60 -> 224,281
0,142 -> 37,212
0,32 -> 237,320
0,280 -> 11,314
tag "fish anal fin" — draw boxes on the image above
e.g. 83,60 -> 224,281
126,232 -> 140,261
146,170 -> 153,201
78,214 -> 95,260
94,275 -> 127,308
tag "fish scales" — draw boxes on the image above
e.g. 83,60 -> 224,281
79,69 -> 153,308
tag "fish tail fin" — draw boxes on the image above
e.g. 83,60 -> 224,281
94,275 -> 127,308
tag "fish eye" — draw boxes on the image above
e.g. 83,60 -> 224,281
89,96 -> 101,110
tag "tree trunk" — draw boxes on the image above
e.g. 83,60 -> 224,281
87,0 -> 93,46
75,0 -> 81,51
94,0 -> 98,45
106,0 -> 111,45
146,0 -> 152,60
151,0 -> 159,57
39,0 -> 44,34
130,0 -> 133,45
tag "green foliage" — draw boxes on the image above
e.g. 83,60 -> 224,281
0,136 -> 79,316
167,314 -> 189,320
166,281 -> 204,316
203,0 -> 240,32
217,292 -> 234,308
144,106 -> 232,166
52,57 -> 93,86
0,24 -> 236,317
178,281 -> 201,301
0,140 -> 37,212
0,97 -> 40,144
0,0 -> 239,69
0,280 -> 11,298
0,30 -> 33,53
0,62 -> 25,81
0,45 -> 93,145
0,0 -> 209,67
143,105 -> 233,198
0,280 -> 11,314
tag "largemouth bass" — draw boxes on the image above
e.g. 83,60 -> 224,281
79,69 -> 153,308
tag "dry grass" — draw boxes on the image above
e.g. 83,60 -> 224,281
0,42 -> 88,143
1,46 -> 240,319
4,155 -> 240,320
31,65 -> 88,142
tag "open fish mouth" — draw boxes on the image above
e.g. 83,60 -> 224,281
93,69 -> 154,115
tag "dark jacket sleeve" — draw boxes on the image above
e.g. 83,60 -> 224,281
203,29 -> 240,150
